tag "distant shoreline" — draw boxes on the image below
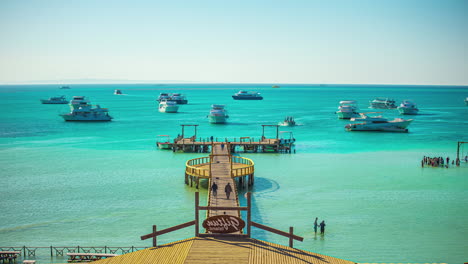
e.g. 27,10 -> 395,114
0,83 -> 467,88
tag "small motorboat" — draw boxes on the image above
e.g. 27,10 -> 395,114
114,89 -> 123,95
156,135 -> 173,149
279,116 -> 296,126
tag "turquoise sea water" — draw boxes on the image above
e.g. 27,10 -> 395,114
0,84 -> 467,263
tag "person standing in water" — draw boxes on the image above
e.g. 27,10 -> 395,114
313,218 -> 318,234
319,220 -> 326,235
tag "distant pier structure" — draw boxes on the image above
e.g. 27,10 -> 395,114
157,124 -> 296,153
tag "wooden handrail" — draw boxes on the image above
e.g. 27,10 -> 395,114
140,220 -> 196,241
250,221 -> 304,242
198,206 -> 249,211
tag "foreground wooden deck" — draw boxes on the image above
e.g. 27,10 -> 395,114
93,237 -> 355,264
207,144 -> 240,220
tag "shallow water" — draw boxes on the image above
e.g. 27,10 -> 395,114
0,84 -> 467,263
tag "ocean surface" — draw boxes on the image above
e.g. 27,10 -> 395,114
0,84 -> 467,263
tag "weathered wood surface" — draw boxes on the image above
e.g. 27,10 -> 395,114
92,237 -> 356,264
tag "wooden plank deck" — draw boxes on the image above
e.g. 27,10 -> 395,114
208,144 -> 239,219
93,237 -> 356,264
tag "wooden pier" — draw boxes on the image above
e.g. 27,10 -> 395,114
157,125 -> 295,153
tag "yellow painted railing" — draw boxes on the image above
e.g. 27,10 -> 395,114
185,156 -> 211,178
185,155 -> 254,178
231,156 -> 255,177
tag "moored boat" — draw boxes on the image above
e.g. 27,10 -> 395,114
158,100 -> 179,113
40,95 -> 68,104
114,89 -> 122,95
60,86 -> 70,89
336,100 -> 360,119
465,97 -> 468,106
60,96 -> 112,121
279,116 -> 296,126
345,113 -> 412,132
156,135 -> 173,149
369,98 -> 397,109
208,105 -> 229,124
232,90 -> 263,100
398,100 -> 419,115
157,93 -> 188,104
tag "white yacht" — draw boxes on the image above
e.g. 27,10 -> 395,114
158,100 -> 179,113
40,95 -> 68,104
336,100 -> 360,119
60,96 -> 112,121
114,89 -> 122,95
157,93 -> 188,104
232,90 -> 263,100
170,93 -> 188,104
369,98 -> 397,109
398,100 -> 419,115
208,104 -> 229,124
157,93 -> 171,102
345,113 -> 412,132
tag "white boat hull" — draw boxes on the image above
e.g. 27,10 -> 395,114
60,114 -> 112,121
345,120 -> 412,132
208,115 -> 227,124
336,111 -> 360,119
398,107 -> 419,115
159,105 -> 179,113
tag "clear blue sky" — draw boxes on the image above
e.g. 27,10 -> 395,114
0,0 -> 467,85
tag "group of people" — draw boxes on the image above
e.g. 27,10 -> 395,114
421,156 -> 461,168
211,182 -> 233,199
313,217 -> 326,235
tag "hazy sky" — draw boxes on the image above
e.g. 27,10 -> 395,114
0,0 -> 467,85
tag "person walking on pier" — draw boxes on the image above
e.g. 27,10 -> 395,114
225,183 -> 232,199
211,182 -> 218,197
221,143 -> 225,150
313,217 -> 318,234
319,220 -> 326,235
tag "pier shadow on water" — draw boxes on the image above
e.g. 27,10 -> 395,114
238,177 -> 281,242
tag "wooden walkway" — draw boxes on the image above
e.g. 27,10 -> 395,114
92,237 -> 356,264
207,144 -> 239,219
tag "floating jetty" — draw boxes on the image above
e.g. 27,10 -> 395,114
157,125 -> 296,153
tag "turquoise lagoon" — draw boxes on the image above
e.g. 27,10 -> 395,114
0,84 -> 467,263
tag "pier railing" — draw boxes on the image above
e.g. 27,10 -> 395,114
185,157 -> 211,178
231,156 -> 255,177
0,246 -> 147,257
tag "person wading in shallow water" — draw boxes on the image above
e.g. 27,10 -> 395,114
319,220 -> 326,235
225,183 -> 232,199
313,217 -> 318,234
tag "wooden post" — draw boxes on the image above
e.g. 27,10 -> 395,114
152,225 -> 157,247
289,227 -> 293,248
457,141 -> 460,161
195,192 -> 199,237
182,125 -> 185,138
247,192 -> 251,238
